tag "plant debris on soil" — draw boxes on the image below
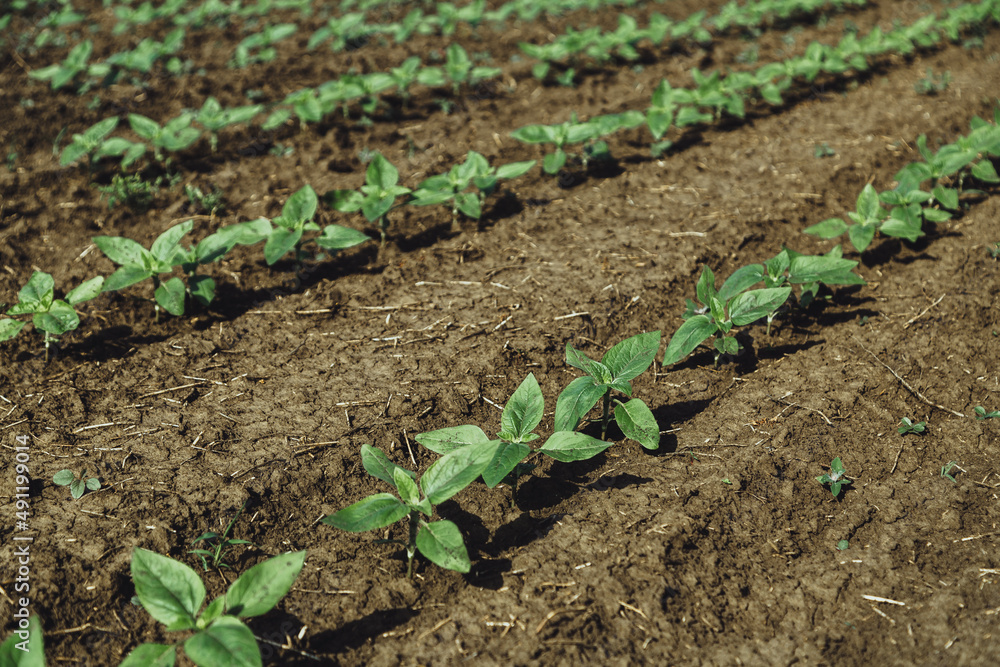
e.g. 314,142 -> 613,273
1,0 -> 999,664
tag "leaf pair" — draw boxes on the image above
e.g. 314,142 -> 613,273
324,444 -> 493,574
1,272 -> 104,357
324,154 -> 411,242
555,332 -> 661,450
410,151 -> 535,222
123,548 -> 306,667
417,374 -> 612,497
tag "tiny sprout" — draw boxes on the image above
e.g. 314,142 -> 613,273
816,457 -> 852,498
941,461 -> 964,483
974,406 -> 1000,420
53,469 -> 100,499
897,417 -> 927,435
837,539 -> 850,551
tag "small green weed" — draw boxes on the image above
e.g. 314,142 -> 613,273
814,142 -> 836,158
97,173 -> 162,211
184,184 -> 226,215
898,417 -> 927,435
189,502 -> 255,571
940,460 -> 963,483
816,457 -> 852,497
914,68 -> 950,95
53,468 -> 100,499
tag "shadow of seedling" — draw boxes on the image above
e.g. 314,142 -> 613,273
309,608 -> 417,656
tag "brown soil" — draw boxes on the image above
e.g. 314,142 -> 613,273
2,0 -> 1000,664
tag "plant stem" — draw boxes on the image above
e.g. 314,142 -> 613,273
406,510 -> 419,579
601,391 -> 611,440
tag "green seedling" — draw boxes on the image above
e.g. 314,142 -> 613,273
97,173 -> 162,211
914,68 -> 950,95
0,614 -> 44,666
59,117 -> 146,170
258,184 -> 371,269
229,23 -> 297,67
837,539 -> 850,551
663,265 -> 792,367
898,417 -> 927,435
940,460 -> 963,483
323,153 -> 412,244
128,112 -> 201,163
411,151 -> 535,230
443,43 -> 501,93
121,547 -> 306,667
307,12 -> 372,51
323,443 -> 495,577
388,56 -> 446,106
975,406 -> 1000,419
4,272 -> 104,359
95,220 -> 213,321
53,468 -> 100,499
189,501 -> 255,571
554,331 -> 661,448
28,38 -> 93,89
184,184 -> 226,216
194,97 -> 262,151
816,457 -> 852,497
988,243 -> 1000,259
417,373 -> 612,507
511,111 -> 644,175
814,142 -> 836,158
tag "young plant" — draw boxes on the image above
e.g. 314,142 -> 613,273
59,117 -> 146,170
914,68 -> 950,95
816,457 -> 852,497
898,417 -> 927,435
194,97 -> 262,151
511,111 -> 643,175
229,23 -> 297,67
388,56 -> 446,106
28,39 -> 93,89
416,373 -> 612,507
184,184 -> 226,216
443,43 -> 501,93
940,460 -> 963,483
410,151 -> 535,230
53,468 -> 100,499
121,548 -> 306,667
663,265 -> 792,367
974,406 -> 1000,419
259,184 -> 371,268
4,272 -> 104,360
97,173 -> 162,211
323,153 -> 412,244
94,219 -> 208,321
323,443 -> 495,577
554,331 -> 661,448
189,501 -> 255,571
128,112 -> 202,163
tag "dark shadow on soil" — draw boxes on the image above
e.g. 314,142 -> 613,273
309,607 -> 416,657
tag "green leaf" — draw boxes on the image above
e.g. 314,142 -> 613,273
323,494 -> 408,532
83,115 -> 118,144
499,373 -> 544,441
277,185 -> 318,226
847,224 -> 877,252
931,185 -> 959,210
803,218 -> 848,239
971,159 -> 1000,183
855,183 -> 884,222
695,265 -> 716,305
70,478 -> 85,499
787,256 -> 859,284
717,265 -> 765,303
129,113 -> 162,141
614,399 -> 659,449
0,319 -> 26,341
316,225 -> 370,250
86,478 -> 100,491
420,441 -> 495,504
542,149 -> 566,175
728,287 -> 792,326
360,444 -> 416,485
415,425 -> 490,455
554,376 -> 607,432
367,154 -> 399,190
662,315 -> 716,366
415,520 -> 470,573
189,276 -> 216,306
540,431 -> 612,462
183,616 -> 261,667
34,300 -> 78,336
263,228 -> 303,265
66,276 -> 104,305
601,331 -> 661,382
394,467 -> 421,507
53,469 -> 75,485
94,236 -> 150,267
224,550 -> 306,618
510,125 -> 557,144
150,220 -> 194,263
60,141 -> 90,166
494,160 -> 536,180
16,272 -> 55,309
154,278 -> 186,317
0,615 -> 45,667
119,643 -> 177,667
480,441 -> 530,488
131,548 -> 205,631
103,265 -> 153,292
